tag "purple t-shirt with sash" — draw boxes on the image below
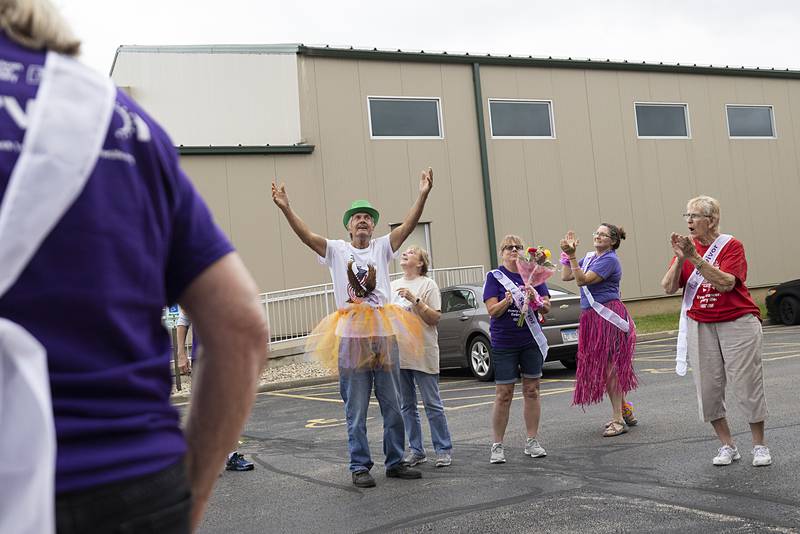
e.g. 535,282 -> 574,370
578,250 -> 622,309
0,34 -> 234,494
482,266 -> 549,349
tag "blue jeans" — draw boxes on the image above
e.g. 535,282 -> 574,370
399,369 -> 452,456
338,337 -> 405,473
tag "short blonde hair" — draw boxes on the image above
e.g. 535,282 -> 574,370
687,195 -> 721,232
498,234 -> 524,255
406,245 -> 431,276
0,0 -> 80,56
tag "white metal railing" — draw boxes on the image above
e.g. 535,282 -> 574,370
261,265 -> 485,346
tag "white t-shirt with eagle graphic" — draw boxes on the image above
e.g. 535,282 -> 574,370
319,234 -> 398,309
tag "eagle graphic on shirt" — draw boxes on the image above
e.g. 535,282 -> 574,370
346,259 -> 378,305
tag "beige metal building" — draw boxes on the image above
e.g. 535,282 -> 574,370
111,45 -> 800,310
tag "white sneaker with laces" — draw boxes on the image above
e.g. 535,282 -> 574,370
712,445 -> 741,466
490,443 -> 506,464
435,452 -> 452,467
402,450 -> 427,467
752,445 -> 772,467
524,437 -> 547,458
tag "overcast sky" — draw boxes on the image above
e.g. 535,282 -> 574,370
58,0 -> 799,76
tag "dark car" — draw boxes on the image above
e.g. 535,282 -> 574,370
437,282 -> 581,381
765,279 -> 800,325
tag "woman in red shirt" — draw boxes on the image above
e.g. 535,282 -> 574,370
661,196 -> 771,468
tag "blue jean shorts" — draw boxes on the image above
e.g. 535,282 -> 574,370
491,342 -> 544,384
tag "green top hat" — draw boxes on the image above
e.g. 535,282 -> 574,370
343,200 -> 380,229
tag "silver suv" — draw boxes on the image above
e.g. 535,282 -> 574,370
438,283 -> 580,381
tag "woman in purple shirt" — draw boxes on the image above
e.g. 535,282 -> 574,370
560,224 -> 637,437
483,235 -> 551,464
0,3 -> 267,532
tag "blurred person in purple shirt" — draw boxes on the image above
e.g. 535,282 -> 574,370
0,1 -> 267,532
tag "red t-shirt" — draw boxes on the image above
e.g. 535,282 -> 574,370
672,237 -> 761,323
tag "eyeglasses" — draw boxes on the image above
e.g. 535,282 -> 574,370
503,245 -> 524,251
592,232 -> 611,239
683,213 -> 710,221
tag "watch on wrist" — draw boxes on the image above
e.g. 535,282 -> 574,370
415,297 -> 421,304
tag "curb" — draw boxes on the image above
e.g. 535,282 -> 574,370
636,329 -> 679,342
171,375 -> 337,404
170,329 -> 685,402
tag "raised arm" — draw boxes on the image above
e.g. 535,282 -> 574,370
390,168 -> 434,252
272,181 -> 327,257
559,231 -> 602,286
179,253 -> 268,531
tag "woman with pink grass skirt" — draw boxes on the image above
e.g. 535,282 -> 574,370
560,224 -> 638,437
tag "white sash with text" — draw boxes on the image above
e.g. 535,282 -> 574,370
675,234 -> 733,376
491,270 -> 549,360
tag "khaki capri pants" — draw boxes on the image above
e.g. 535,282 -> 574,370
687,313 -> 767,423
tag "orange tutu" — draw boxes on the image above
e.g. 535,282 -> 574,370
305,303 -> 425,371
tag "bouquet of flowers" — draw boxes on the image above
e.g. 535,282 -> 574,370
515,246 -> 556,327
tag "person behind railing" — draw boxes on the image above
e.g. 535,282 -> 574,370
661,195 -> 771,467
176,307 -> 256,472
0,2 -> 268,532
272,168 -> 433,488
560,224 -> 638,438
482,235 -> 551,464
391,246 -> 453,468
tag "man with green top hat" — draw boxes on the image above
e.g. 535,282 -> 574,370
272,167 -> 434,488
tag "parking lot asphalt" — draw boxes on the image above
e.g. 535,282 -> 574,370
193,324 -> 800,533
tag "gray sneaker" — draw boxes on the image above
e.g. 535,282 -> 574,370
402,450 -> 427,467
524,437 -> 547,458
435,452 -> 452,468
490,443 -> 506,464
712,445 -> 741,466
752,445 -> 772,467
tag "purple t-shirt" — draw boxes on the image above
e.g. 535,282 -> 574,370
0,34 -> 234,494
482,266 -> 550,349
578,250 -> 622,309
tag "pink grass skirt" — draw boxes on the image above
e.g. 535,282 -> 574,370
572,299 -> 637,407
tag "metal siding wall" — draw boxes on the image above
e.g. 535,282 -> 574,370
730,78 -> 781,284
516,68 -> 569,262
112,52 -> 301,146
441,64 -> 492,271
173,55 -> 800,297
397,62 -> 459,271
764,81 -> 800,283
584,70 -> 641,299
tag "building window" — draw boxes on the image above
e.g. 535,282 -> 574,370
726,105 -> 776,138
488,99 -> 555,138
634,103 -> 690,138
368,97 -> 443,139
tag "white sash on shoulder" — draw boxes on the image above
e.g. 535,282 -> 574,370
0,52 -> 115,534
579,252 -> 631,333
674,234 -> 733,376
491,270 -> 549,360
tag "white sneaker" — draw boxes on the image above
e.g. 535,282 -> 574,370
712,445 -> 741,466
435,452 -> 452,468
490,443 -> 506,464
524,437 -> 547,458
402,450 -> 427,467
752,445 -> 772,467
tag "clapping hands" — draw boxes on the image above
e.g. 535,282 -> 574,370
670,233 -> 697,261
560,231 -> 579,255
